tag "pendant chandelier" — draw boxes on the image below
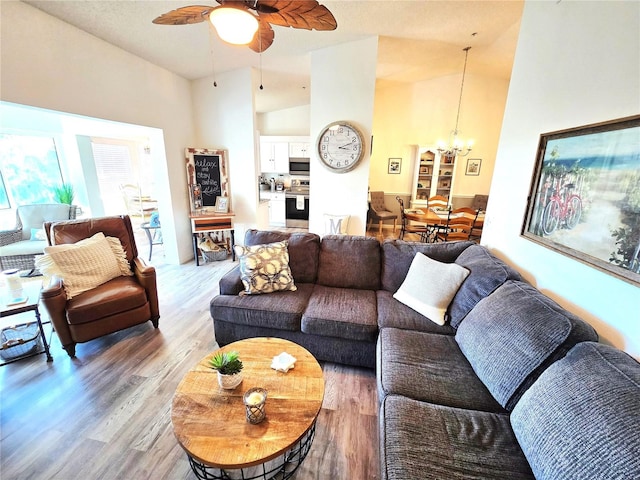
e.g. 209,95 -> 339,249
437,46 -> 474,157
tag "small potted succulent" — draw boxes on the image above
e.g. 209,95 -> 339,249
209,351 -> 243,389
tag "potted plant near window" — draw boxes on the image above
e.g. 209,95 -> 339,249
209,351 -> 243,389
53,183 -> 75,204
53,183 -> 79,218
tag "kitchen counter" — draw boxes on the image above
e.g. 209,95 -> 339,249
259,190 -> 287,201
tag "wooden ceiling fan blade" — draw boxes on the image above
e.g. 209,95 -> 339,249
256,0 -> 337,31
248,20 -> 274,52
152,5 -> 215,25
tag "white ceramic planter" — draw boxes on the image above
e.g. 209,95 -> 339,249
217,371 -> 242,389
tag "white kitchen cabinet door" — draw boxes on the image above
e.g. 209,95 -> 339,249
269,195 -> 286,226
289,142 -> 310,158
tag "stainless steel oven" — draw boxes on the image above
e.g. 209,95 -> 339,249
285,179 -> 310,228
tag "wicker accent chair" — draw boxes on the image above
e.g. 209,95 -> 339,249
39,215 -> 160,358
0,204 -> 77,274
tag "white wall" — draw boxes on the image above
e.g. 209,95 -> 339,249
258,105 -> 310,136
484,0 -> 640,357
191,68 -> 260,242
0,1 -> 196,264
309,37 -> 379,235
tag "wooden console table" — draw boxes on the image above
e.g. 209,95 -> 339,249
190,212 -> 236,265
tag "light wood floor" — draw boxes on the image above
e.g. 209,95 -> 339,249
0,250 -> 379,479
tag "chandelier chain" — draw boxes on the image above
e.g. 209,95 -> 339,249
454,46 -> 471,134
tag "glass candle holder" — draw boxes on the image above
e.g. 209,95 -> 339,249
3,269 -> 22,297
243,387 -> 267,424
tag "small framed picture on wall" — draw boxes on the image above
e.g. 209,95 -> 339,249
388,158 -> 401,174
466,158 -> 482,176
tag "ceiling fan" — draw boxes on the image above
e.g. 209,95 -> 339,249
152,0 -> 337,53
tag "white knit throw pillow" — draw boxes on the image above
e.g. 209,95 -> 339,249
393,252 -> 470,325
36,232 -> 133,299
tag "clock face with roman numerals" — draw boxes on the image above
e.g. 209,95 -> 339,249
316,121 -> 365,173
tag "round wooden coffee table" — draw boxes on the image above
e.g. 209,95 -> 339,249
172,337 -> 325,480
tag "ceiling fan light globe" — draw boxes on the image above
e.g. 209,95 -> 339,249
210,7 -> 259,45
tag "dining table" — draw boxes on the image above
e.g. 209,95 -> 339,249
404,208 -> 484,242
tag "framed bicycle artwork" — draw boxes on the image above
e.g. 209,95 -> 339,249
522,115 -> 640,286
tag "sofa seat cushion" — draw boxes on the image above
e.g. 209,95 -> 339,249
376,290 -> 455,334
302,285 -> 378,342
380,395 -> 534,480
0,239 -> 47,257
316,235 -> 381,290
456,280 -> 598,411
377,328 -> 503,413
66,276 -> 148,325
511,342 -> 640,480
210,283 -> 315,331
449,244 -> 522,328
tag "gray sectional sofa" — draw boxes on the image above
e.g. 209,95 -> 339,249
210,230 -> 640,479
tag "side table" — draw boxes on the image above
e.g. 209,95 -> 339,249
140,222 -> 163,261
190,212 -> 236,265
0,283 -> 53,365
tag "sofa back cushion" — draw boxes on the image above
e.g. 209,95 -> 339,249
380,239 -> 473,292
450,244 -> 522,328
511,342 -> 640,480
455,280 -> 598,410
244,229 -> 320,284
317,235 -> 380,290
19,203 -> 73,240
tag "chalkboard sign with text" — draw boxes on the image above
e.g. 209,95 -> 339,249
185,148 -> 229,212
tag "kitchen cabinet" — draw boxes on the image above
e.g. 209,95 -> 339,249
268,193 -> 286,226
260,141 -> 289,173
411,146 -> 458,208
289,142 -> 310,158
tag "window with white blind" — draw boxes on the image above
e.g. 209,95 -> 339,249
91,138 -> 155,217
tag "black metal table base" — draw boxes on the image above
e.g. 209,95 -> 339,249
187,422 -> 316,480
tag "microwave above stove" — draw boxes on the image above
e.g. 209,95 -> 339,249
289,157 -> 310,176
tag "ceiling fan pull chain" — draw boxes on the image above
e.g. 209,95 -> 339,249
208,23 -> 218,87
259,32 -> 264,90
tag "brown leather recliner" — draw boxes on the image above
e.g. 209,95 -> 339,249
40,215 -> 160,358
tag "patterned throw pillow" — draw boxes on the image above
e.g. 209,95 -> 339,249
234,241 -> 297,295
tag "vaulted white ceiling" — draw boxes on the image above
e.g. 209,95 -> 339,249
23,0 -> 524,113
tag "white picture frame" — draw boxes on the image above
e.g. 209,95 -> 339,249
214,196 -> 229,213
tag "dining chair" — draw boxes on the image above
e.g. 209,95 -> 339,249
396,197 -> 429,241
119,183 -> 158,221
428,195 -> 449,211
368,191 -> 397,237
434,207 -> 476,242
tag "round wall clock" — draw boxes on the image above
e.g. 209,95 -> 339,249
316,121 -> 365,173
